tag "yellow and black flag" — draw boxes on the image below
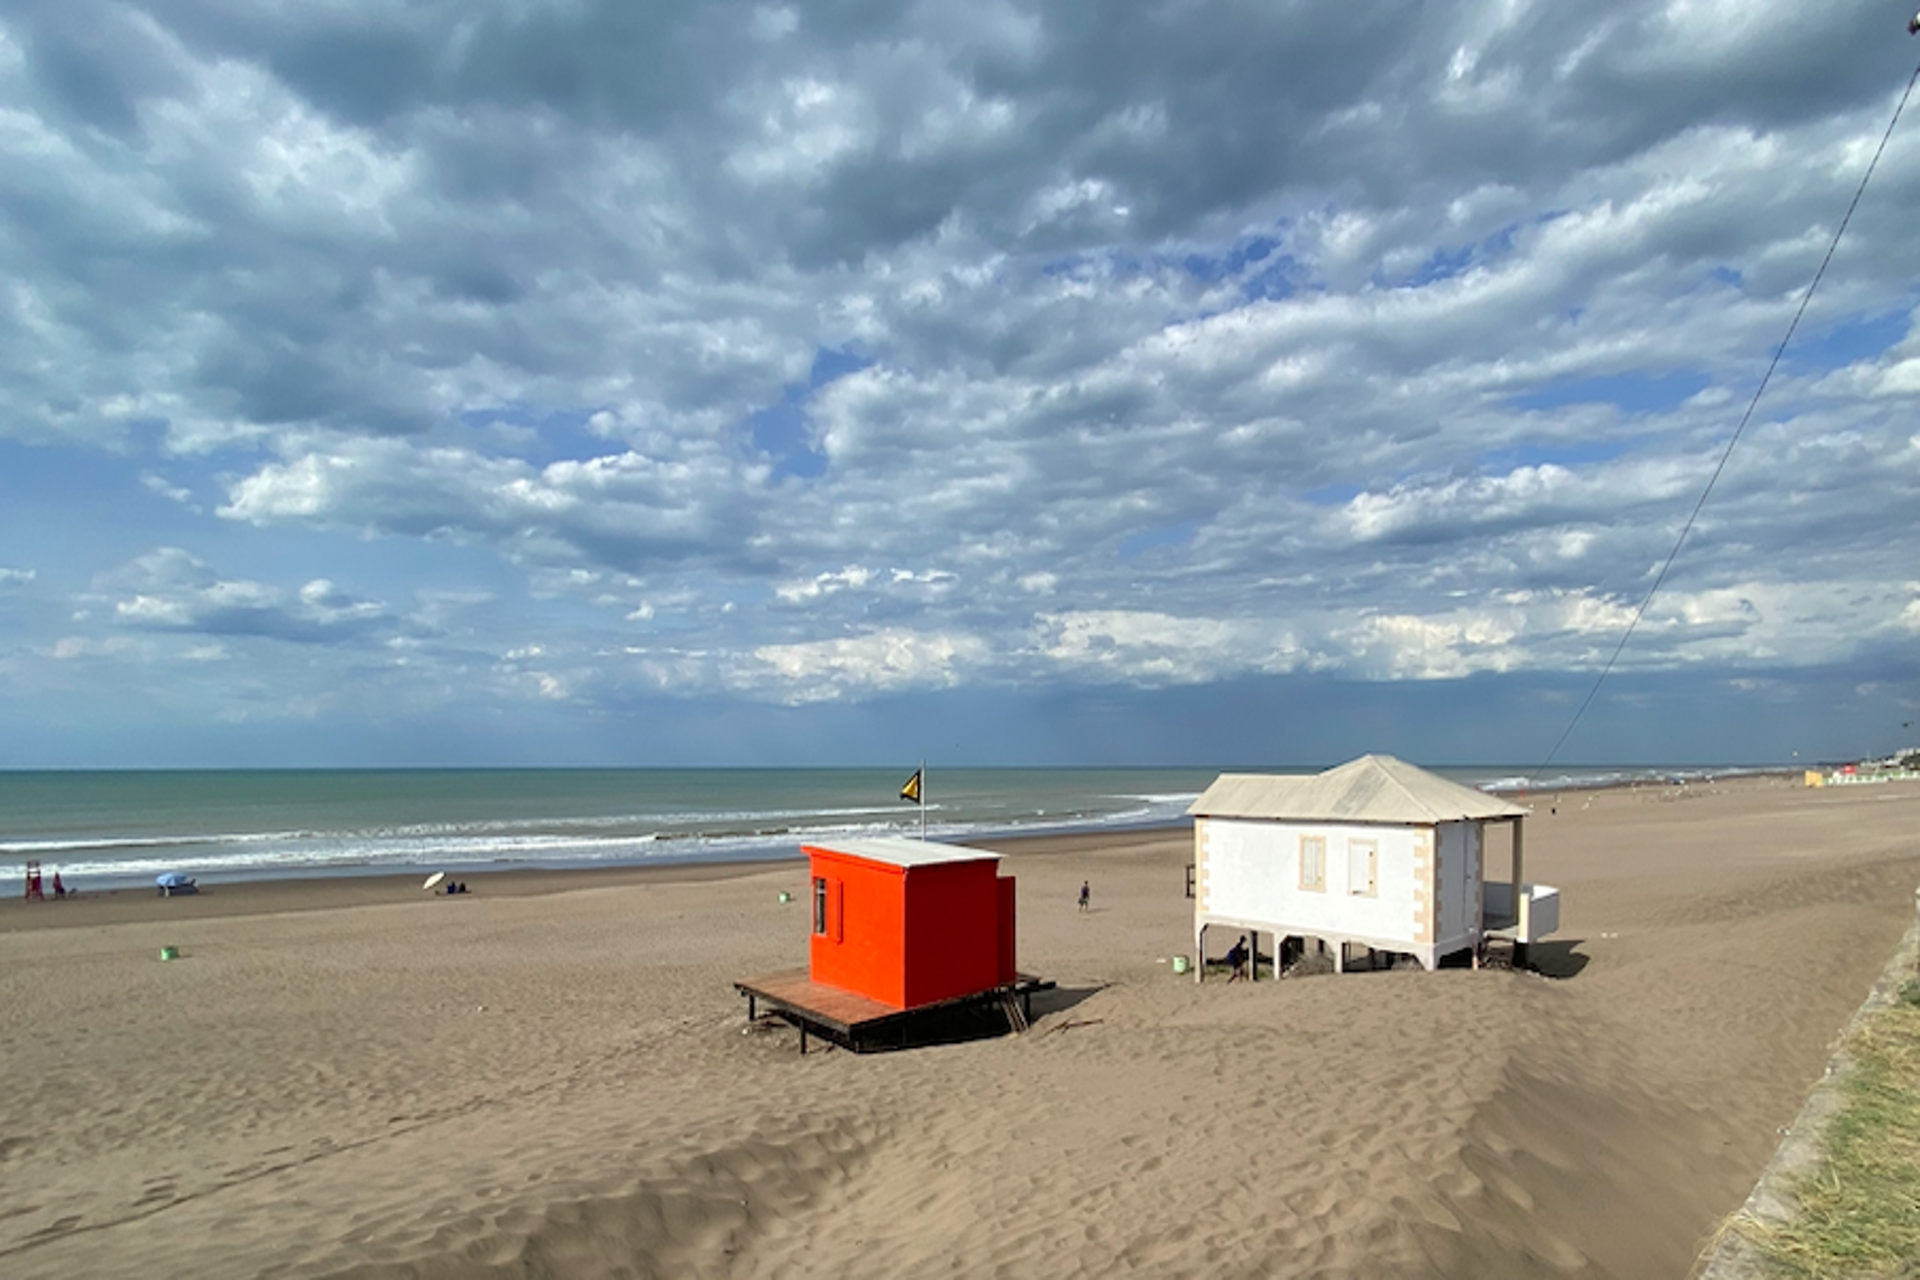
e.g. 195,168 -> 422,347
899,768 -> 923,804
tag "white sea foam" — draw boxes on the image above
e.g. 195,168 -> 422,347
45,803 -> 1150,888
23,764 -> 1761,891
0,830 -> 308,856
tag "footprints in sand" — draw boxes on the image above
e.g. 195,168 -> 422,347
14,1213 -> 85,1252
132,1178 -> 178,1209
311,1112 -> 881,1278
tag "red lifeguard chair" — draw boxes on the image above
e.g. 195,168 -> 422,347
24,860 -> 44,901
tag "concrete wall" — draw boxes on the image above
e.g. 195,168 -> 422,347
1197,817 -> 1426,951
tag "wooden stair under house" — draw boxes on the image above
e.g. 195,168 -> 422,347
1000,989 -> 1030,1034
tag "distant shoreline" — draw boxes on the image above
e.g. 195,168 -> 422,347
2,767 -> 1813,900
1478,764 -> 1802,795
0,825 -> 1184,931
2,772 -> 1819,924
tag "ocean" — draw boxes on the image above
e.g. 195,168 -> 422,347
0,764 -> 1756,892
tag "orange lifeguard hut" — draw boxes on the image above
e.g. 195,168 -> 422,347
807,837 -> 1016,1008
737,836 -> 1048,1052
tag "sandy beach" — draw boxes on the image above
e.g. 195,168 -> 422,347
3,774 -> 1917,1279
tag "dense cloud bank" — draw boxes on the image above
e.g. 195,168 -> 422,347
0,1 -> 1915,763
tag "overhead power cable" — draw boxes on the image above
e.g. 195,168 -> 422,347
1524,42 -> 1920,785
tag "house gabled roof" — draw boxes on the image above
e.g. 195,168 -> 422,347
803,836 -> 1002,869
1187,754 -> 1526,824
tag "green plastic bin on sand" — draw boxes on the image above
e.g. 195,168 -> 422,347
1171,955 -> 1189,975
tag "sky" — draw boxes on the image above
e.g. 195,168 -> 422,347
0,1 -> 1916,770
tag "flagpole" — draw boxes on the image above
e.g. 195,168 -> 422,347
920,759 -> 927,841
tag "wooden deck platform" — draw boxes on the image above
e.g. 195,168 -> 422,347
735,969 -> 1055,1053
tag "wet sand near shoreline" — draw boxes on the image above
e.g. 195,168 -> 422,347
0,829 -> 1176,932
2,775 -> 1916,1278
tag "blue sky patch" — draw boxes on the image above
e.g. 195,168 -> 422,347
1302,482 -> 1364,507
1510,370 -> 1709,415
1043,231 -> 1297,301
748,347 -> 873,481
1785,310 -> 1911,371
1391,220 -> 1530,289
1180,233 -> 1279,281
454,406 -> 612,463
1407,244 -> 1475,287
1241,256 -> 1297,302
747,398 -> 827,480
806,347 -> 870,388
1483,220 -> 1528,256
1182,234 -> 1298,301
0,440 -> 209,579
1119,520 -> 1199,560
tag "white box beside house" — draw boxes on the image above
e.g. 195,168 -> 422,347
1189,755 -> 1558,974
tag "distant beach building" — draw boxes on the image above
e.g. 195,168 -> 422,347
1187,755 -> 1560,975
1814,757 -> 1920,786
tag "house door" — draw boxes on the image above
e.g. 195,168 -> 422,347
1347,839 -> 1377,897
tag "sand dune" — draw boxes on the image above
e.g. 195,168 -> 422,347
2,775 -> 1916,1278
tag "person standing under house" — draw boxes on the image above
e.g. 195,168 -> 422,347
1226,935 -> 1250,982
1077,880 -> 1090,912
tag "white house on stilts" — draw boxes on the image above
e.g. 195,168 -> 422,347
1188,754 -> 1560,977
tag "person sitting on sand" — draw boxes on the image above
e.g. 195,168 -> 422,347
1226,935 -> 1249,982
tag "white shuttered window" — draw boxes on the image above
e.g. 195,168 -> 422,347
1299,835 -> 1326,891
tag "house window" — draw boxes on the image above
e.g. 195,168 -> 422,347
1299,836 -> 1326,891
812,876 -> 828,935
1348,839 -> 1377,897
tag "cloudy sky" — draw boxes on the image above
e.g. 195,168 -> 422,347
1,1 -> 1916,769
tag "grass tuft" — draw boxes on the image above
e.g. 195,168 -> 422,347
1737,994 -> 1920,1278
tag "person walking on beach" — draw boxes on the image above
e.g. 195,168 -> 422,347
1077,880 -> 1090,912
